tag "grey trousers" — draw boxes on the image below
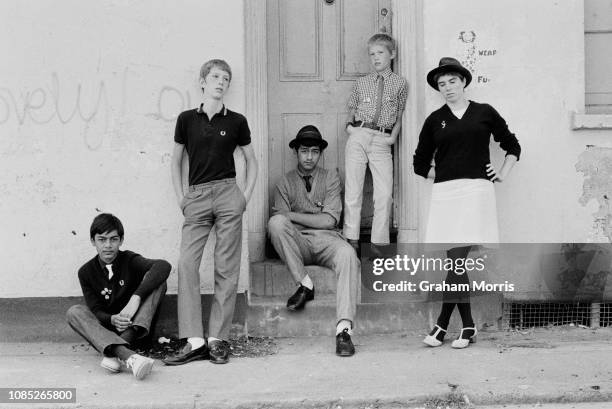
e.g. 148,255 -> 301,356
178,178 -> 246,340
268,214 -> 359,323
66,282 -> 167,355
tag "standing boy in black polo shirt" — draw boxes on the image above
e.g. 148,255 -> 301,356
164,59 -> 258,365
66,213 -> 170,380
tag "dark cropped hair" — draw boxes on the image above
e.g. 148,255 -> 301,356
90,213 -> 124,240
200,59 -> 232,82
368,33 -> 396,53
433,71 -> 465,88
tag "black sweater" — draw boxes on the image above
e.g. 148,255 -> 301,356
77,250 -> 171,326
413,101 -> 521,183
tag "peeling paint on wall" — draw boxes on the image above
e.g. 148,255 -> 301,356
576,146 -> 612,242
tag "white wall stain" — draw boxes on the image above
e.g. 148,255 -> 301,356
34,180 -> 58,206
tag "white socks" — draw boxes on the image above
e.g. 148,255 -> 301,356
300,275 -> 313,290
336,319 -> 353,335
188,337 -> 223,349
188,337 -> 205,350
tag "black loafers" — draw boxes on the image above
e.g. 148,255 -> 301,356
209,340 -> 230,364
286,285 -> 315,311
162,342 -> 209,366
336,328 -> 355,357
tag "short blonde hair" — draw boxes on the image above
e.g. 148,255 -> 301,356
367,33 -> 396,53
199,59 -> 232,82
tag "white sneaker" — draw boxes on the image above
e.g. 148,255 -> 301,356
125,354 -> 155,380
100,356 -> 121,373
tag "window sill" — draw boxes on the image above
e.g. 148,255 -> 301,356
572,112 -> 612,130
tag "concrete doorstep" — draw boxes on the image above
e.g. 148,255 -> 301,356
1,328 -> 612,409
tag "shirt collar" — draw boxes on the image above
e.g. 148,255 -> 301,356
376,68 -> 393,79
297,166 -> 320,179
97,253 -> 119,271
97,256 -> 109,272
196,103 -> 227,117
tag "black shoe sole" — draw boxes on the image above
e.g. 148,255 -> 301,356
162,353 -> 208,366
286,297 -> 314,311
209,357 -> 229,364
336,350 -> 355,357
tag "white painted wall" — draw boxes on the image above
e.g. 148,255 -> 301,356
418,0 -> 601,243
3,0 -> 608,298
0,0 -> 247,297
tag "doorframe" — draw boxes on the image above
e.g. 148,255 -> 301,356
393,0 -> 425,243
244,0 -> 269,262
244,0 -> 424,262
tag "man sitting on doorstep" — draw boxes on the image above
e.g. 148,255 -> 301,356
268,125 -> 360,357
66,213 -> 170,380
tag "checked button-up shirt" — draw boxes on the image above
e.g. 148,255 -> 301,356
347,67 -> 408,129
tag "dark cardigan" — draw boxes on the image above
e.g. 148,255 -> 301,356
413,101 -> 521,183
77,250 -> 170,326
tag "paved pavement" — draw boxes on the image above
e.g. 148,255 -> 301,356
1,327 -> 612,409
483,405 -> 612,409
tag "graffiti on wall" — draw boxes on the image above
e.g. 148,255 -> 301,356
0,69 -> 196,150
456,30 -> 497,85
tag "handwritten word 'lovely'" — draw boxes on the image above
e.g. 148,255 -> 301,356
0,71 -> 195,128
0,73 -> 108,127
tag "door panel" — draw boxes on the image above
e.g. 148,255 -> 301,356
268,0 -> 391,235
337,0 -> 380,80
279,0 -> 322,80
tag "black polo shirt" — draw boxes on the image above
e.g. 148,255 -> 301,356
174,104 -> 251,185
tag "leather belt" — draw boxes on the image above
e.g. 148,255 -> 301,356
352,120 -> 392,134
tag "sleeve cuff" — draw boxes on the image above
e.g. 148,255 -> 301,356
505,151 -> 521,161
414,164 -> 431,179
96,311 -> 112,326
322,211 -> 340,227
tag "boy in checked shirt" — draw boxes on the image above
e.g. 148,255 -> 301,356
343,33 -> 408,253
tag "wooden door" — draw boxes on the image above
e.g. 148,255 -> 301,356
267,0 -> 392,235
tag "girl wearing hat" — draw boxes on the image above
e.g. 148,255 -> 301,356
413,57 -> 521,348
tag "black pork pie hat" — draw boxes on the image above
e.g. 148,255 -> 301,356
288,125 -> 328,150
426,57 -> 472,90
